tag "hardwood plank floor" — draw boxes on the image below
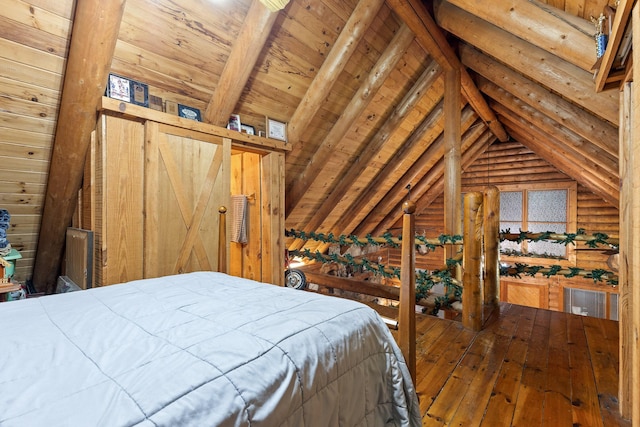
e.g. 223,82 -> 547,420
395,303 -> 631,426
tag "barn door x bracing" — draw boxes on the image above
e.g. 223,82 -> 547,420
144,122 -> 230,278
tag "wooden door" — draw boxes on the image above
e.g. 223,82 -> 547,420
95,115 -> 145,286
144,122 -> 230,278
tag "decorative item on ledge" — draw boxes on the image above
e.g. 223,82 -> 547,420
178,104 -> 202,121
149,95 -> 163,112
165,100 -> 179,116
240,124 -> 255,135
227,114 -> 241,131
266,117 -> 287,142
106,73 -> 148,107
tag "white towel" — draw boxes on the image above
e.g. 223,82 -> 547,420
231,195 -> 248,244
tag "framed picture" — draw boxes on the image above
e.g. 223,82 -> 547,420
106,73 -> 148,107
165,100 -> 179,115
241,124 -> 255,135
178,104 -> 202,121
266,117 -> 287,142
130,81 -> 149,107
227,114 -> 241,131
107,74 -> 131,102
149,95 -> 163,111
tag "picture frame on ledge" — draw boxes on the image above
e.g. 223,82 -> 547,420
227,114 -> 241,132
266,117 -> 287,142
178,104 -> 202,121
240,124 -> 255,135
106,73 -> 148,107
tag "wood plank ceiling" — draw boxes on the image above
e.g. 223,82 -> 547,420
0,0 -> 620,284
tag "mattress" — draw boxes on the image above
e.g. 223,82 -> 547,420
0,272 -> 421,426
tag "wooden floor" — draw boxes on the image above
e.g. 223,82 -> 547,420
393,303 -> 631,426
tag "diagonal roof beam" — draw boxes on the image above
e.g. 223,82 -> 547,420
434,0 -> 619,126
285,23 -> 415,217
369,128 -> 495,235
203,0 -> 280,126
497,111 -> 619,206
32,0 -> 127,294
387,0 -> 509,142
285,0 -> 386,144
482,79 -> 618,180
444,0 -> 595,72
353,106 -> 481,237
461,44 -> 618,159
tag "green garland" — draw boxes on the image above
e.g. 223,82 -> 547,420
288,248 -> 464,312
501,263 -> 618,286
500,228 -> 618,249
285,229 -> 463,252
286,228 -> 619,313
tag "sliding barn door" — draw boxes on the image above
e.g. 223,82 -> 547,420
144,123 -> 230,278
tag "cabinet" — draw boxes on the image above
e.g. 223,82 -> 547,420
80,98 -> 287,287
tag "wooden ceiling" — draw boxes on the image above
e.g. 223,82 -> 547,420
0,0 -> 624,281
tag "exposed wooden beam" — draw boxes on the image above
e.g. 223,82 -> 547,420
621,7 -> 640,417
203,0 -> 279,126
323,101 -> 476,245
371,128 -> 494,235
444,68 -> 461,264
434,0 -> 620,126
461,44 -> 619,159
284,23 -> 416,217
357,109 -> 484,237
497,112 -> 619,206
32,0 -> 126,294
482,80 -> 618,180
416,128 -> 493,218
387,0 -> 509,142
619,81 -> 633,420
286,0 -> 386,144
443,0 -> 595,72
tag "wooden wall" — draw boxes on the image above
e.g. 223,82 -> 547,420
0,0 -> 75,282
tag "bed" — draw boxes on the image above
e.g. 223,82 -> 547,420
0,271 -> 421,426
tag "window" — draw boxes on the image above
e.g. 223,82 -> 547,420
499,182 -> 576,265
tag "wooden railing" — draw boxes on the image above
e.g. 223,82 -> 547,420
397,187 -> 500,381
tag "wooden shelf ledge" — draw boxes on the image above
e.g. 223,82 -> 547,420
100,97 -> 292,153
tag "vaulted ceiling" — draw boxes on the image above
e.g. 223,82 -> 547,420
0,0 -> 625,282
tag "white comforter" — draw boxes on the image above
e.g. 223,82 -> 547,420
0,272 -> 421,426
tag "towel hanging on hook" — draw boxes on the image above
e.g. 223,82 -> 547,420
230,195 -> 248,244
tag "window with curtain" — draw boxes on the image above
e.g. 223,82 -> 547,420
499,183 -> 576,263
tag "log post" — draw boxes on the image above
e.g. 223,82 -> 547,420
218,206 -> 227,274
399,200 -> 416,383
483,186 -> 500,308
462,192 -> 483,331
32,0 -> 127,293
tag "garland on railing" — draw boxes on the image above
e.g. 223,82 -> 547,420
288,248 -> 464,312
500,228 -> 619,249
287,227 -> 619,311
289,248 -> 401,279
285,229 -> 463,252
500,263 -> 618,286
286,228 -> 618,251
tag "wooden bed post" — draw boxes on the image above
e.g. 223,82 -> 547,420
462,192 -> 483,331
483,186 -> 500,308
218,206 -> 227,273
399,200 -> 416,383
